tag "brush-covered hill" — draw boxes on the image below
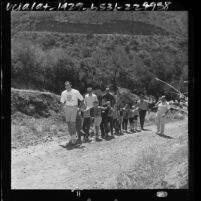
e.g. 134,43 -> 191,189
11,11 -> 188,98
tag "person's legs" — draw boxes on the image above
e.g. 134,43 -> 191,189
125,118 -> 128,132
67,122 -> 72,141
76,117 -> 82,141
134,120 -> 137,131
122,118 -> 126,130
82,118 -> 87,133
65,106 -> 74,143
113,119 -> 118,134
69,106 -> 78,144
129,118 -> 134,132
109,117 -> 114,136
95,117 -> 102,139
160,117 -> 166,135
103,117 -> 109,137
100,121 -> 105,138
140,110 -> 146,129
155,114 -> 160,133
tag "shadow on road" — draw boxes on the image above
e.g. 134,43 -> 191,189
115,132 -> 124,136
156,133 -> 174,139
142,129 -> 152,131
59,144 -> 85,150
104,135 -> 115,141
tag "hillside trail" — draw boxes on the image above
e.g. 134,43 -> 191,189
12,119 -> 188,189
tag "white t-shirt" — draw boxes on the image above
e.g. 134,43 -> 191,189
157,102 -> 169,115
60,89 -> 84,106
84,93 -> 98,109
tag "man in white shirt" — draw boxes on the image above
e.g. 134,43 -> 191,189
155,96 -> 170,135
60,81 -> 84,145
84,87 -> 98,109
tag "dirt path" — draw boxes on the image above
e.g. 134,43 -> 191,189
12,119 -> 188,189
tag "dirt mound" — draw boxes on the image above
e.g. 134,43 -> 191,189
11,88 -> 61,118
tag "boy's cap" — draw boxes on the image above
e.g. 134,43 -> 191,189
161,96 -> 166,99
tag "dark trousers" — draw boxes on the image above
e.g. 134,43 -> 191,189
100,117 -> 108,138
139,109 -> 147,129
100,116 -> 113,137
122,118 -> 128,131
76,117 -> 83,140
113,119 -> 120,133
108,116 -> 114,135
82,117 -> 91,138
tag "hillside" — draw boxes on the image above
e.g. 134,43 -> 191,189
11,11 -> 188,99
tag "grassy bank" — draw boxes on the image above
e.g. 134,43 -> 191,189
115,123 -> 188,189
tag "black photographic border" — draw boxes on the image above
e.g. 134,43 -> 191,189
1,0 -> 196,201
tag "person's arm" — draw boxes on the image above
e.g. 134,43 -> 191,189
60,92 -> 66,108
77,91 -> 84,107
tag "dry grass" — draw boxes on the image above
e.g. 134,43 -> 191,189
116,140 -> 188,189
11,114 -> 69,148
145,111 -> 185,126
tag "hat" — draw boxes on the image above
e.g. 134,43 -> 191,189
161,96 -> 166,99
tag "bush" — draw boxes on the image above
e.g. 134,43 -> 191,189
11,32 -> 188,97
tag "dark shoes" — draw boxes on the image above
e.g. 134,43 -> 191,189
84,137 -> 92,143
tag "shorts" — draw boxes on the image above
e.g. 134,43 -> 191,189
64,106 -> 78,122
94,116 -> 102,127
129,118 -> 134,124
133,115 -> 138,121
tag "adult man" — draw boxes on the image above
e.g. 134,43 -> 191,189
100,101 -> 114,139
102,87 -> 116,107
60,81 -> 84,145
155,96 -> 169,135
137,95 -> 149,131
84,87 -> 98,108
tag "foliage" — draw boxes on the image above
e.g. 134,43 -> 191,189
11,32 -> 187,99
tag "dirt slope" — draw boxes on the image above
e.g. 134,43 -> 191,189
12,119 -> 188,189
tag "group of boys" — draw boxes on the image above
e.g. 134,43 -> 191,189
61,81 -> 172,146
60,81 -> 150,146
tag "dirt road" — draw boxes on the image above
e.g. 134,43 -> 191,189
12,119 -> 188,189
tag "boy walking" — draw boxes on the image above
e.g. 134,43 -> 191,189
113,105 -> 121,134
122,104 -> 129,133
90,100 -> 103,141
82,104 -> 92,142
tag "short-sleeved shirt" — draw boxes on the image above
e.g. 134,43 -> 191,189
91,106 -> 102,117
101,105 -> 113,118
84,93 -> 98,109
133,109 -> 139,116
137,100 -> 149,110
60,89 -> 84,106
122,109 -> 129,119
157,102 -> 169,115
113,110 -> 120,119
